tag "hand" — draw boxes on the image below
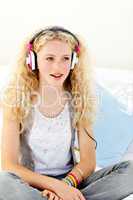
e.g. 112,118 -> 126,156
41,189 -> 63,200
52,179 -> 86,200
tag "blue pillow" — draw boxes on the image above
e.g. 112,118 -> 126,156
93,85 -> 133,167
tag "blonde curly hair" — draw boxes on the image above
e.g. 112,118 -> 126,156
2,26 -> 97,134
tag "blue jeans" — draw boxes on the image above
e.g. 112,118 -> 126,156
0,160 -> 133,200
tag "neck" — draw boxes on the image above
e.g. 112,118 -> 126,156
37,83 -> 66,108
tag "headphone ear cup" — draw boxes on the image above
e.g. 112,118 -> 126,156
26,50 -> 37,71
70,52 -> 79,70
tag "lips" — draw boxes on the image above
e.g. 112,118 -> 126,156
50,74 -> 63,78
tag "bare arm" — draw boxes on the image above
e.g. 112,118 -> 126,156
65,125 -> 96,182
0,106 -> 59,191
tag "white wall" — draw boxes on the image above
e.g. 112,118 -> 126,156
0,0 -> 132,69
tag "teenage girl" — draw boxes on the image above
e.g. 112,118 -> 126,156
0,26 -> 133,200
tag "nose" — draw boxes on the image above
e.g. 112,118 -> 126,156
53,60 -> 62,70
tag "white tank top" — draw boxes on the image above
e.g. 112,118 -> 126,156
26,101 -> 74,176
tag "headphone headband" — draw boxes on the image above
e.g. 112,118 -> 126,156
29,26 -> 80,47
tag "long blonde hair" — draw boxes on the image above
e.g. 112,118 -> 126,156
2,26 -> 97,134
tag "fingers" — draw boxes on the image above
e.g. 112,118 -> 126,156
49,192 -> 60,200
42,189 -> 60,200
42,190 -> 48,197
42,188 -> 85,200
53,195 -> 59,200
49,192 -> 55,200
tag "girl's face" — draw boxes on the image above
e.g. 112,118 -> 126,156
37,39 -> 72,89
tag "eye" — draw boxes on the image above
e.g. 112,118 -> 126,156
46,57 -> 54,61
63,56 -> 70,61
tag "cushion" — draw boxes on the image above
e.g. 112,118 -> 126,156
93,85 -> 133,167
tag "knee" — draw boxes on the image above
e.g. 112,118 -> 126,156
119,160 -> 133,172
125,160 -> 133,169
0,170 -> 21,184
0,170 -> 20,178
0,171 -> 47,200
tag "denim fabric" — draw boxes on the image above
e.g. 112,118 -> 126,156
0,160 -> 133,200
